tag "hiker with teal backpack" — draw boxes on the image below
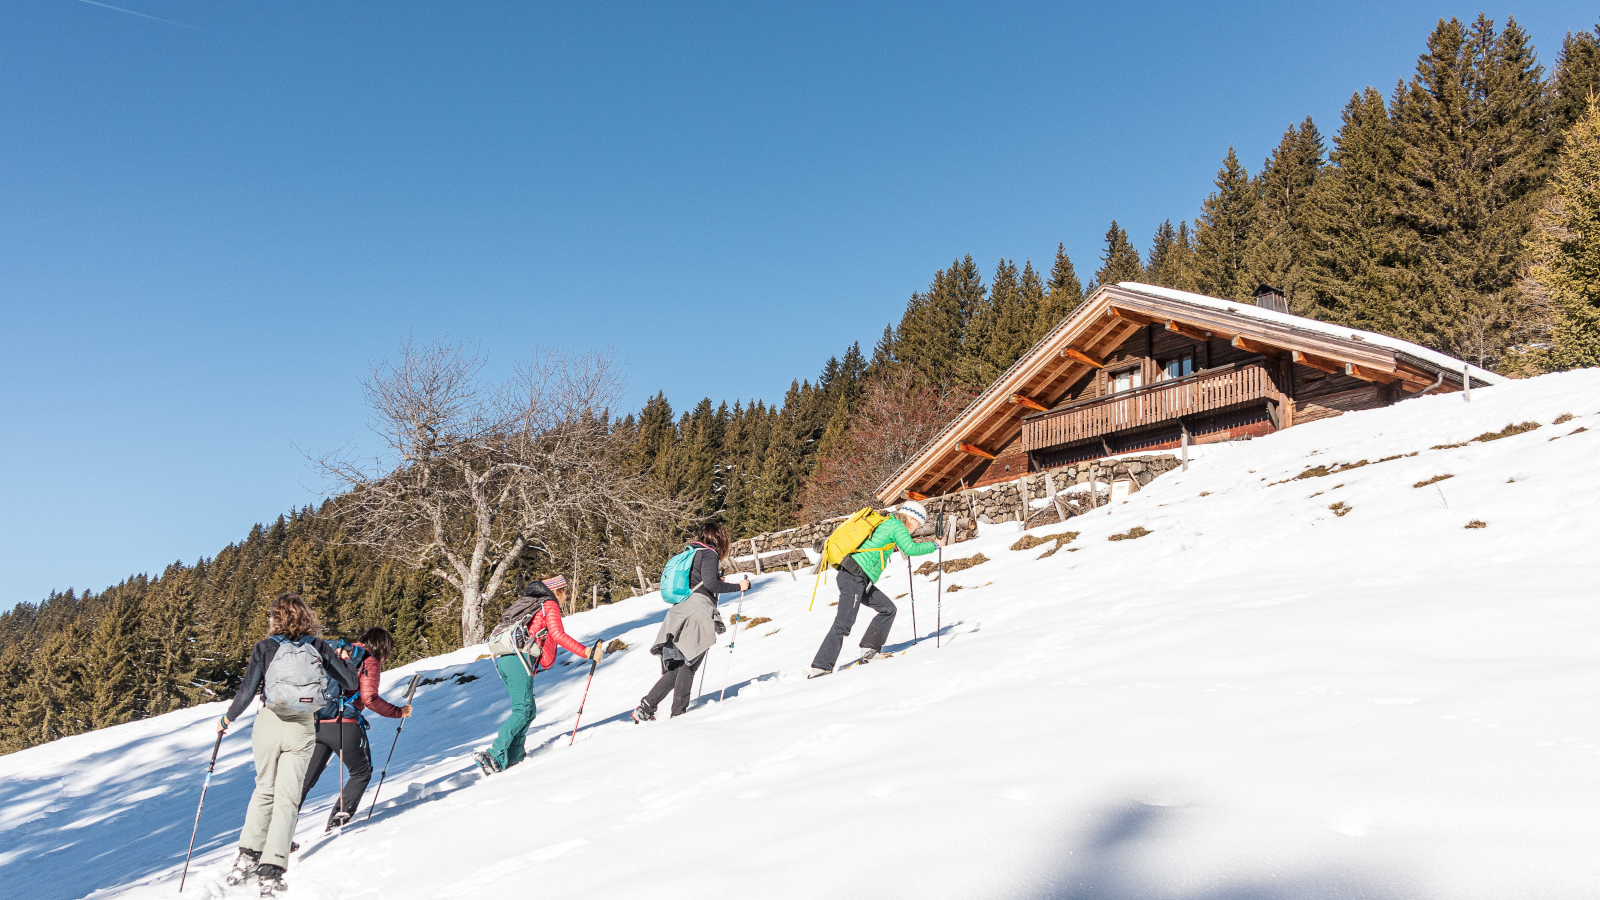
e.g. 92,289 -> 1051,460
474,576 -> 602,776
297,627 -> 412,833
217,594 -> 358,896
633,521 -> 748,722
808,501 -> 941,678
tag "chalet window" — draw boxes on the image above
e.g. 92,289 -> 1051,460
1159,354 -> 1194,380
1110,366 -> 1143,394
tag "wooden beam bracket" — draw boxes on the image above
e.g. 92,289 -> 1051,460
1109,306 -> 1158,327
1060,347 -> 1105,368
1164,319 -> 1215,341
1345,362 -> 1401,384
956,442 -> 996,460
1291,349 -> 1343,375
1010,392 -> 1050,413
1231,335 -> 1284,357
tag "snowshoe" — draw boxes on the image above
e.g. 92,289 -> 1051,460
325,808 -> 351,833
857,648 -> 879,665
473,749 -> 502,776
256,863 -> 288,896
225,848 -> 261,886
630,705 -> 655,724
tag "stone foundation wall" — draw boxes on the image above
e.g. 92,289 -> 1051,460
722,453 -> 1182,573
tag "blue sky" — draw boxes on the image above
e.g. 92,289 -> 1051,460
2,0 -> 1594,610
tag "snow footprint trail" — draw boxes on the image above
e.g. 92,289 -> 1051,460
8,369 -> 1600,900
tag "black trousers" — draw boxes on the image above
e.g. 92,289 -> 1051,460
811,558 -> 896,672
640,652 -> 707,718
300,720 -> 372,819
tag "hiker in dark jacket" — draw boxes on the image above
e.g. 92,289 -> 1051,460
809,501 -> 941,677
632,521 -> 750,722
298,627 -> 413,831
218,593 -> 358,895
474,576 -> 601,776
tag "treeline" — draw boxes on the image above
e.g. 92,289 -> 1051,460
4,15 -> 1599,754
0,510 -> 451,753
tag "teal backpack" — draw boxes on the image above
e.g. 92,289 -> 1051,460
660,542 -> 710,604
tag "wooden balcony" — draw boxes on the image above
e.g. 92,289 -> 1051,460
1022,359 -> 1279,452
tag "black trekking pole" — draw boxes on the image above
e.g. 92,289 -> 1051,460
936,514 -> 944,648
906,555 -> 918,646
365,674 -> 420,821
179,730 -> 224,892
718,590 -> 747,702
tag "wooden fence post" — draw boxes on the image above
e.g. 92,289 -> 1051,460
636,566 -> 649,592
1048,471 -> 1067,523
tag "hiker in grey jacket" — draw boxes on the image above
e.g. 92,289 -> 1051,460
217,594 -> 357,895
633,522 -> 749,721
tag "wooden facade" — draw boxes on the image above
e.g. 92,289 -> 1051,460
875,283 -> 1497,503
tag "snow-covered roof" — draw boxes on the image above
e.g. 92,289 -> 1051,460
1114,282 -> 1508,385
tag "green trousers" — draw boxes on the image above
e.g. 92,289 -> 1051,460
240,707 -> 316,867
488,655 -> 537,770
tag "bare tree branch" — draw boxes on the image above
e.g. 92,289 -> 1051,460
312,340 -> 689,644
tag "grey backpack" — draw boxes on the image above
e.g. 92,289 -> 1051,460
262,636 -> 333,718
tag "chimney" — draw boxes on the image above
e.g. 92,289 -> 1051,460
1252,284 -> 1287,313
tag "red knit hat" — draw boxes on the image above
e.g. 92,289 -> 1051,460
541,575 -> 568,591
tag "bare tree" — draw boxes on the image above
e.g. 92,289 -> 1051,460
316,341 -> 686,645
800,367 -> 972,520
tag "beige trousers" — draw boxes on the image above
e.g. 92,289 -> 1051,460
239,707 -> 316,867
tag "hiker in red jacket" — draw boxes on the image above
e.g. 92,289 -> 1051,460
298,627 -> 413,831
474,576 -> 603,776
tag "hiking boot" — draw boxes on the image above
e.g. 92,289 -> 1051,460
225,847 -> 261,885
473,749 -> 502,777
325,808 -> 351,832
808,667 -> 832,679
858,648 -> 880,665
256,863 -> 288,896
630,704 -> 655,724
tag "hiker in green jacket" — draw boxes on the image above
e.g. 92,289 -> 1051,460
809,501 -> 942,677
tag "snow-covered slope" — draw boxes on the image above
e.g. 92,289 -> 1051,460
6,370 -> 1600,900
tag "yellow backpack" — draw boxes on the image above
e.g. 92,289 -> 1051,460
808,508 -> 894,610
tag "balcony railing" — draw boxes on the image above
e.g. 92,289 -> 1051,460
1022,359 -> 1278,452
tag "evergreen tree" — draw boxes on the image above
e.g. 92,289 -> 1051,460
1194,148 -> 1260,300
869,323 -> 897,370
19,622 -> 92,746
1523,96 -> 1600,370
748,383 -> 809,532
1245,118 -> 1326,311
1145,220 -> 1199,291
1032,243 -> 1084,340
1092,220 -> 1144,289
1389,15 -> 1552,364
86,589 -> 142,729
895,257 -> 985,388
1303,88 -> 1409,334
967,259 -> 1031,384
1017,260 -> 1047,342
1552,24 -> 1600,132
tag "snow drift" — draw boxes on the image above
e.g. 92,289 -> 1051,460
4,369 -> 1599,900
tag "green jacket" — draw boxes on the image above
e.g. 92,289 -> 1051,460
849,517 -> 939,583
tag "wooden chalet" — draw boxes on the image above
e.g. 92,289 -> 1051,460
875,282 -> 1503,503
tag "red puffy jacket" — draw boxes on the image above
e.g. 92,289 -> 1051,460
327,645 -> 404,722
524,598 -> 590,670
